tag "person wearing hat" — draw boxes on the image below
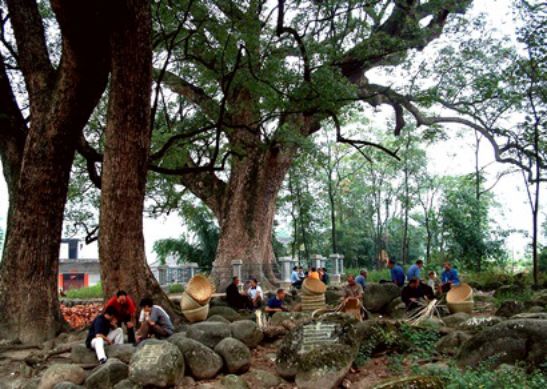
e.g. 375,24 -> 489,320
356,269 -> 368,289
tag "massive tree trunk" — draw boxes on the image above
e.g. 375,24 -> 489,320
98,0 -> 178,319
0,0 -> 110,343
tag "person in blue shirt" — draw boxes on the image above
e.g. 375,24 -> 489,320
265,289 -> 288,316
355,269 -> 368,288
290,266 -> 302,289
388,259 -> 405,287
441,262 -> 460,292
407,260 -> 424,282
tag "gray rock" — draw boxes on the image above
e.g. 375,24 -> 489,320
169,336 -> 223,380
39,364 -> 85,389
128,341 -> 184,387
112,379 -> 141,389
85,358 -> 128,389
363,283 -> 401,312
229,320 -> 263,348
269,312 -> 311,327
457,316 -> 504,332
276,313 -> 359,388
511,312 -> 547,320
71,344 -> 97,365
207,314 -> 231,324
207,306 -> 242,322
135,338 -> 164,349
441,312 -> 471,328
214,337 -> 251,374
186,321 -> 232,349
385,297 -> 406,319
435,331 -> 472,355
495,300 -> 525,318
242,369 -> 283,388
53,383 -> 84,389
324,288 -> 344,306
457,319 -> 547,368
179,376 -> 196,387
221,374 -> 249,389
106,344 -> 136,364
526,306 -> 545,313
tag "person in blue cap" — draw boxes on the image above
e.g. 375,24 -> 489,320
388,259 -> 405,287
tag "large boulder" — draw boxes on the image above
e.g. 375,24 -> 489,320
128,341 -> 184,387
270,312 -> 311,327
230,320 -> 263,348
70,344 -> 97,365
207,306 -> 242,322
207,315 -> 231,324
85,358 -> 128,389
242,369 -> 283,388
435,331 -> 472,355
276,314 -> 359,389
363,283 -> 401,312
324,288 -> 344,306
457,319 -> 547,368
495,300 -> 525,318
441,312 -> 471,328
385,297 -> 406,320
221,374 -> 249,389
112,379 -> 141,389
106,345 -> 136,364
169,336 -> 223,380
457,316 -> 504,332
186,322 -> 232,349
53,383 -> 84,389
39,364 -> 85,389
214,337 -> 251,374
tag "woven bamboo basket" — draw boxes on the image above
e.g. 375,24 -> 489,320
446,283 -> 473,304
301,294 -> 326,304
185,274 -> 215,305
302,278 -> 326,295
182,303 -> 209,323
180,291 -> 202,310
301,293 -> 326,312
447,300 -> 474,314
342,298 -> 362,320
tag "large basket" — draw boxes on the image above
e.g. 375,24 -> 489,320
447,300 -> 474,314
301,294 -> 326,304
182,304 -> 210,323
180,291 -> 202,310
302,278 -> 326,295
447,283 -> 473,304
185,274 -> 215,305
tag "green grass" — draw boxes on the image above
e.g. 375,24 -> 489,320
64,283 -> 104,299
345,268 -> 390,282
168,283 -> 184,294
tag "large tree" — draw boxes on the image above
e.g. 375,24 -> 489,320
0,0 -> 110,342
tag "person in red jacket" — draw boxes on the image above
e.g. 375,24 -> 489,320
104,290 -> 136,344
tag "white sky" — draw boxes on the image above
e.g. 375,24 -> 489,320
0,0 -> 544,262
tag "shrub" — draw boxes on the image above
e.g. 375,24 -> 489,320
65,283 -> 104,299
168,283 -> 184,294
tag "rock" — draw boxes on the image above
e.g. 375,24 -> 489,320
363,283 -> 401,312
221,374 -> 249,389
276,314 -> 359,388
39,364 -> 85,389
441,312 -> 471,328
457,319 -> 547,368
493,285 -> 522,298
355,320 -> 409,357
85,358 -> 128,389
106,344 -> 136,364
128,341 -> 184,387
262,325 -> 288,340
112,379 -> 141,389
207,306 -> 242,322
530,290 -> 547,306
229,320 -> 263,348
135,338 -> 164,349
385,297 -> 406,319
325,288 -> 344,305
416,317 -> 443,330
372,376 -> 444,388
179,376 -> 196,387
526,306 -> 545,313
511,312 -> 547,320
269,312 -> 311,327
71,344 -> 97,365
435,331 -> 472,355
53,383 -> 84,389
210,296 -> 229,307
214,337 -> 251,374
242,369 -> 283,388
169,336 -> 223,379
457,316 -> 504,332
186,322 -> 232,349
495,300 -> 525,317
207,314 -> 231,324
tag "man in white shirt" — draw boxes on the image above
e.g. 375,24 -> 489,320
247,278 -> 263,309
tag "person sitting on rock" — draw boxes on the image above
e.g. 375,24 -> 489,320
104,290 -> 137,344
388,259 -> 406,287
407,259 -> 424,282
136,297 -> 174,343
308,267 -> 320,280
86,306 -> 124,364
441,262 -> 460,293
343,275 -> 364,302
401,278 -> 435,312
291,266 -> 302,289
226,276 -> 252,310
356,269 -> 368,289
247,278 -> 264,309
265,288 -> 289,316
427,271 -> 442,296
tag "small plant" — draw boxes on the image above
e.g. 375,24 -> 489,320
64,283 -> 104,299
168,283 -> 184,294
387,354 -> 405,374
400,323 -> 440,359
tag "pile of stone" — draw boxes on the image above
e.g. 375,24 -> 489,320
301,278 -> 326,312
180,274 -> 214,323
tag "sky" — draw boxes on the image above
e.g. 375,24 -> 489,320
0,0 -> 544,263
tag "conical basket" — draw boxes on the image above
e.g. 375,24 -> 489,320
447,300 -> 474,314
301,293 -> 326,312
182,304 -> 209,323
185,274 -> 215,305
180,291 -> 201,311
446,283 -> 473,304
302,278 -> 326,295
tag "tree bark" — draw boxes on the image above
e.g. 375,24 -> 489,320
98,0 -> 178,319
0,0 -> 110,343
